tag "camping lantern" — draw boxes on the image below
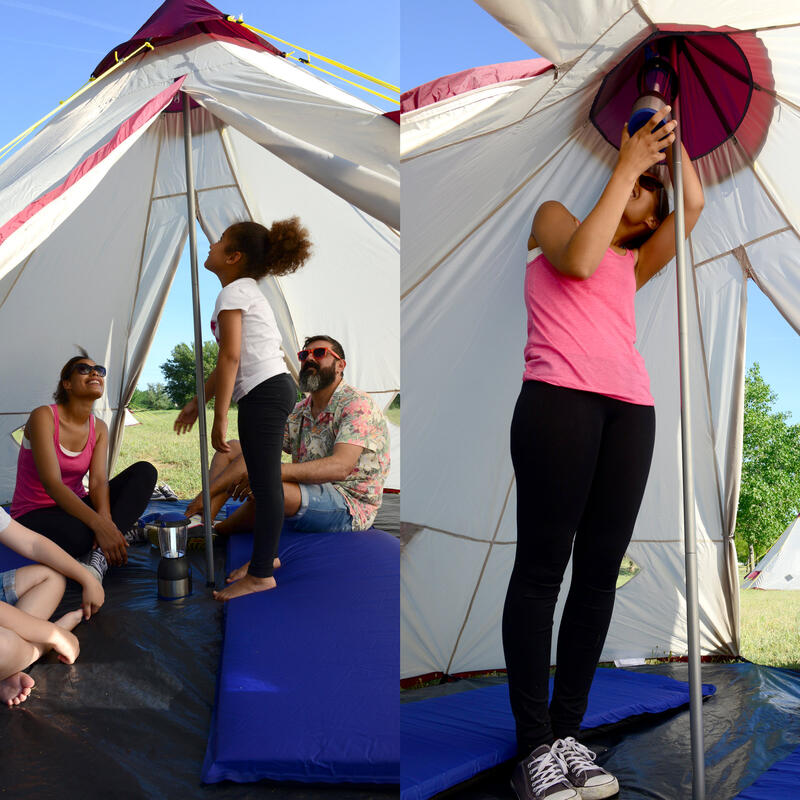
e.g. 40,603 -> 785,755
628,47 -> 679,137
156,514 -> 192,600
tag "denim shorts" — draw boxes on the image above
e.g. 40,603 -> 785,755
287,483 -> 353,532
0,569 -> 18,605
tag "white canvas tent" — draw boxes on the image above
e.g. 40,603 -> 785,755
401,0 -> 800,680
0,0 -> 399,504
743,514 -> 800,589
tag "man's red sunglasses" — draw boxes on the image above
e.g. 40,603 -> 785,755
297,346 -> 343,362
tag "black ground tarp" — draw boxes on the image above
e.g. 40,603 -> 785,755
0,495 -> 399,799
401,662 -> 800,799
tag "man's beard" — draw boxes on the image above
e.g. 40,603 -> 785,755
299,362 -> 337,393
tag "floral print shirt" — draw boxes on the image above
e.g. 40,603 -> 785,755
283,381 -> 390,530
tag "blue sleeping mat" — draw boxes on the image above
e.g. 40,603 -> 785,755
401,668 -> 716,800
734,745 -> 800,799
202,525 -> 400,785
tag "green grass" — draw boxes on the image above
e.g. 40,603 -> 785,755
116,404 -> 400,499
114,408 -> 239,499
738,565 -> 800,671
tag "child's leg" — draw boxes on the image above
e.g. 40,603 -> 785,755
214,374 -> 295,602
13,565 -> 66,620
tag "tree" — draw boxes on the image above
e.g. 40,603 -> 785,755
161,340 -> 218,407
130,383 -> 174,410
735,363 -> 800,570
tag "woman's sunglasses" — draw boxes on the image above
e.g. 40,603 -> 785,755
72,363 -> 107,377
297,347 -> 342,363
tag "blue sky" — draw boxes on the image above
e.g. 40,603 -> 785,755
0,0 -> 398,390
401,0 -> 800,423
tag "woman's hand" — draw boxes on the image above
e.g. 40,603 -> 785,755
211,415 -> 230,453
174,398 -> 199,435
80,577 -> 105,620
92,515 -> 128,566
617,104 -> 677,179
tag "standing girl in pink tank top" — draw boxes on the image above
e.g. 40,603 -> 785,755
10,351 -> 157,580
506,106 -> 705,800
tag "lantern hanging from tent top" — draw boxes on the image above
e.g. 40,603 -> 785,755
627,46 -> 679,137
590,29 -> 775,165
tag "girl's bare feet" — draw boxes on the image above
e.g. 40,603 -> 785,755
225,561 -> 250,583
213,574 -> 276,602
225,558 -> 280,585
1,672 -> 34,707
54,609 -> 83,631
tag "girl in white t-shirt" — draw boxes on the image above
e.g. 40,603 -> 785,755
174,219 -> 311,601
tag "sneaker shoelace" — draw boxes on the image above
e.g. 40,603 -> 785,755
527,748 -> 570,792
551,737 -> 598,778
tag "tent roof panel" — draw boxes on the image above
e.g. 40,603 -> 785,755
93,0 -> 281,77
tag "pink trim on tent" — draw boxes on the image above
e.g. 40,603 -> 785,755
401,58 -> 553,114
0,77 -> 186,247
92,0 -> 281,77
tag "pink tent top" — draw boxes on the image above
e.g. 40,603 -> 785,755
401,58 -> 553,113
591,26 -> 774,162
92,0 -> 281,77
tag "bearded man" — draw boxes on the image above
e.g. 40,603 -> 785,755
189,335 -> 390,537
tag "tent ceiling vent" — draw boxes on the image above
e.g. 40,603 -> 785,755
590,29 -> 775,164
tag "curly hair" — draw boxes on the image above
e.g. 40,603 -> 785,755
54,347 -> 91,404
225,218 -> 312,279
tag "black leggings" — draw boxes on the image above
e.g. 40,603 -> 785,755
237,373 -> 297,579
503,380 -> 655,754
16,461 -> 157,557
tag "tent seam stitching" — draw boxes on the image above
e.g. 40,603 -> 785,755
444,475 -> 515,676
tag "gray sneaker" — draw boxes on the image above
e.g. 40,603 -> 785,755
80,548 -> 108,583
551,738 -> 619,799
124,523 -> 149,546
510,744 -> 579,800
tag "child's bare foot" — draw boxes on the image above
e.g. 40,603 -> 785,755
1,672 -> 35,707
54,609 -> 84,632
225,561 -> 250,583
224,558 -> 278,584
213,574 -> 276,602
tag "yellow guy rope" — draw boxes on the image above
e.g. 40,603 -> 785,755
237,21 -> 400,104
0,42 -> 155,161
284,53 -> 399,104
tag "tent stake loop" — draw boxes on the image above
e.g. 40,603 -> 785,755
182,91 -> 216,588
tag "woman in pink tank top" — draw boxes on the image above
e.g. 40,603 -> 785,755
506,106 -> 705,800
10,350 -> 157,579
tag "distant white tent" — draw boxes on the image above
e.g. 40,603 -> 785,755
0,0 -> 399,503
743,515 -> 800,590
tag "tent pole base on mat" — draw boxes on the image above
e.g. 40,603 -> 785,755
182,91 -> 216,589
672,56 -> 705,799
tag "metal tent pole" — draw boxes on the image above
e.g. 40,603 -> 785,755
182,92 -> 216,588
671,58 -> 705,799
